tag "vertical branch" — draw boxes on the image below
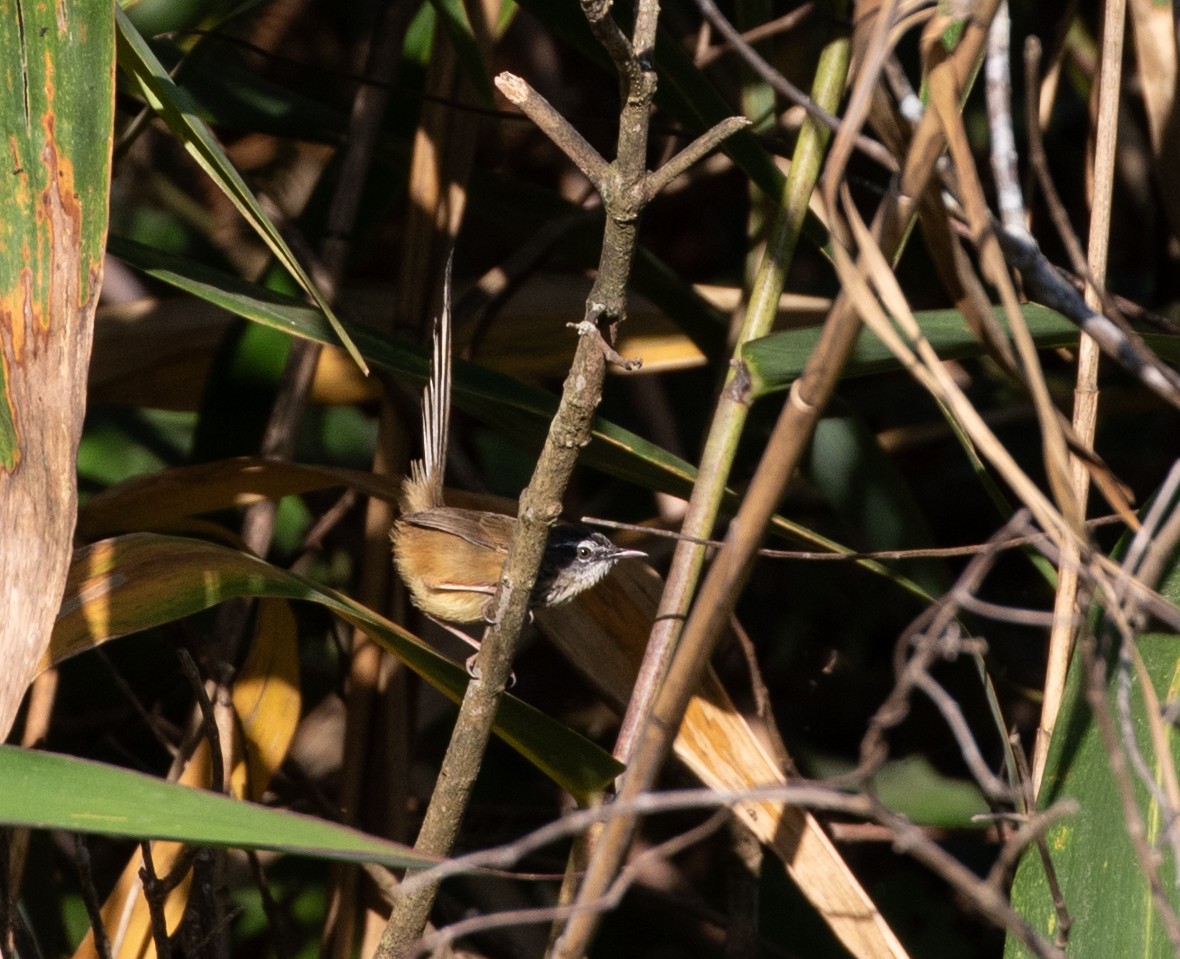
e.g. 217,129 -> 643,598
1034,0 -> 1126,794
375,3 -> 747,956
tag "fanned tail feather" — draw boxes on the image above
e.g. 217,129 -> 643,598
402,253 -> 453,513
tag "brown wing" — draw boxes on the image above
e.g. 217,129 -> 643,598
400,507 -> 515,554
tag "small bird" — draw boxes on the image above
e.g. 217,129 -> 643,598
391,257 -> 644,627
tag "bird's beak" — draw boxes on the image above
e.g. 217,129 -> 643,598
611,547 -> 647,560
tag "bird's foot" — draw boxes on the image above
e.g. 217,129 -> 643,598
465,654 -> 515,688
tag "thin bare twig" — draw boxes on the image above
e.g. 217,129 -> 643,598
495,73 -> 609,190
873,801 -> 1066,959
1006,734 -> 1073,945
643,116 -> 752,199
1030,533 -> 1180,635
177,649 -> 224,796
74,837 -> 112,959
985,3 -> 1023,233
953,594 -> 1070,628
297,488 -> 358,554
913,672 -> 1013,801
246,851 -> 289,959
140,842 -> 176,959
692,0 -> 898,172
579,0 -> 634,74
985,796 -> 1078,891
402,786 -> 873,898
420,812 -> 732,957
1023,38 -> 1089,280
993,226 -> 1180,411
697,5 -> 815,68
585,512 -> 1125,560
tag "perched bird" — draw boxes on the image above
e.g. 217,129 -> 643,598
391,258 -> 644,626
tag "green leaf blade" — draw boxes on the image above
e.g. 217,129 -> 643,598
0,746 -> 434,867
1007,522 -> 1180,959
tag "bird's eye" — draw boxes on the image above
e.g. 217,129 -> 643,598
577,545 -> 592,561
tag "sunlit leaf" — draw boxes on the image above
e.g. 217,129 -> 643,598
233,599 -> 301,801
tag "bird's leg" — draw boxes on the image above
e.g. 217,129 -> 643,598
425,613 -> 482,654
424,613 -> 515,687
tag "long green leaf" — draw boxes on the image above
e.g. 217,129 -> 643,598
1007,503 -> 1180,958
1006,637 -> 1180,958
742,304 -> 1079,397
0,745 -> 433,866
113,7 -> 368,374
53,533 -> 624,803
744,303 -> 1179,397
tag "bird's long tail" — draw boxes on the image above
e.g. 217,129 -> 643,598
403,253 -> 453,514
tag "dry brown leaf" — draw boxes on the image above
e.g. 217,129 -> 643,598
78,456 -> 401,540
924,37 -> 1080,532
